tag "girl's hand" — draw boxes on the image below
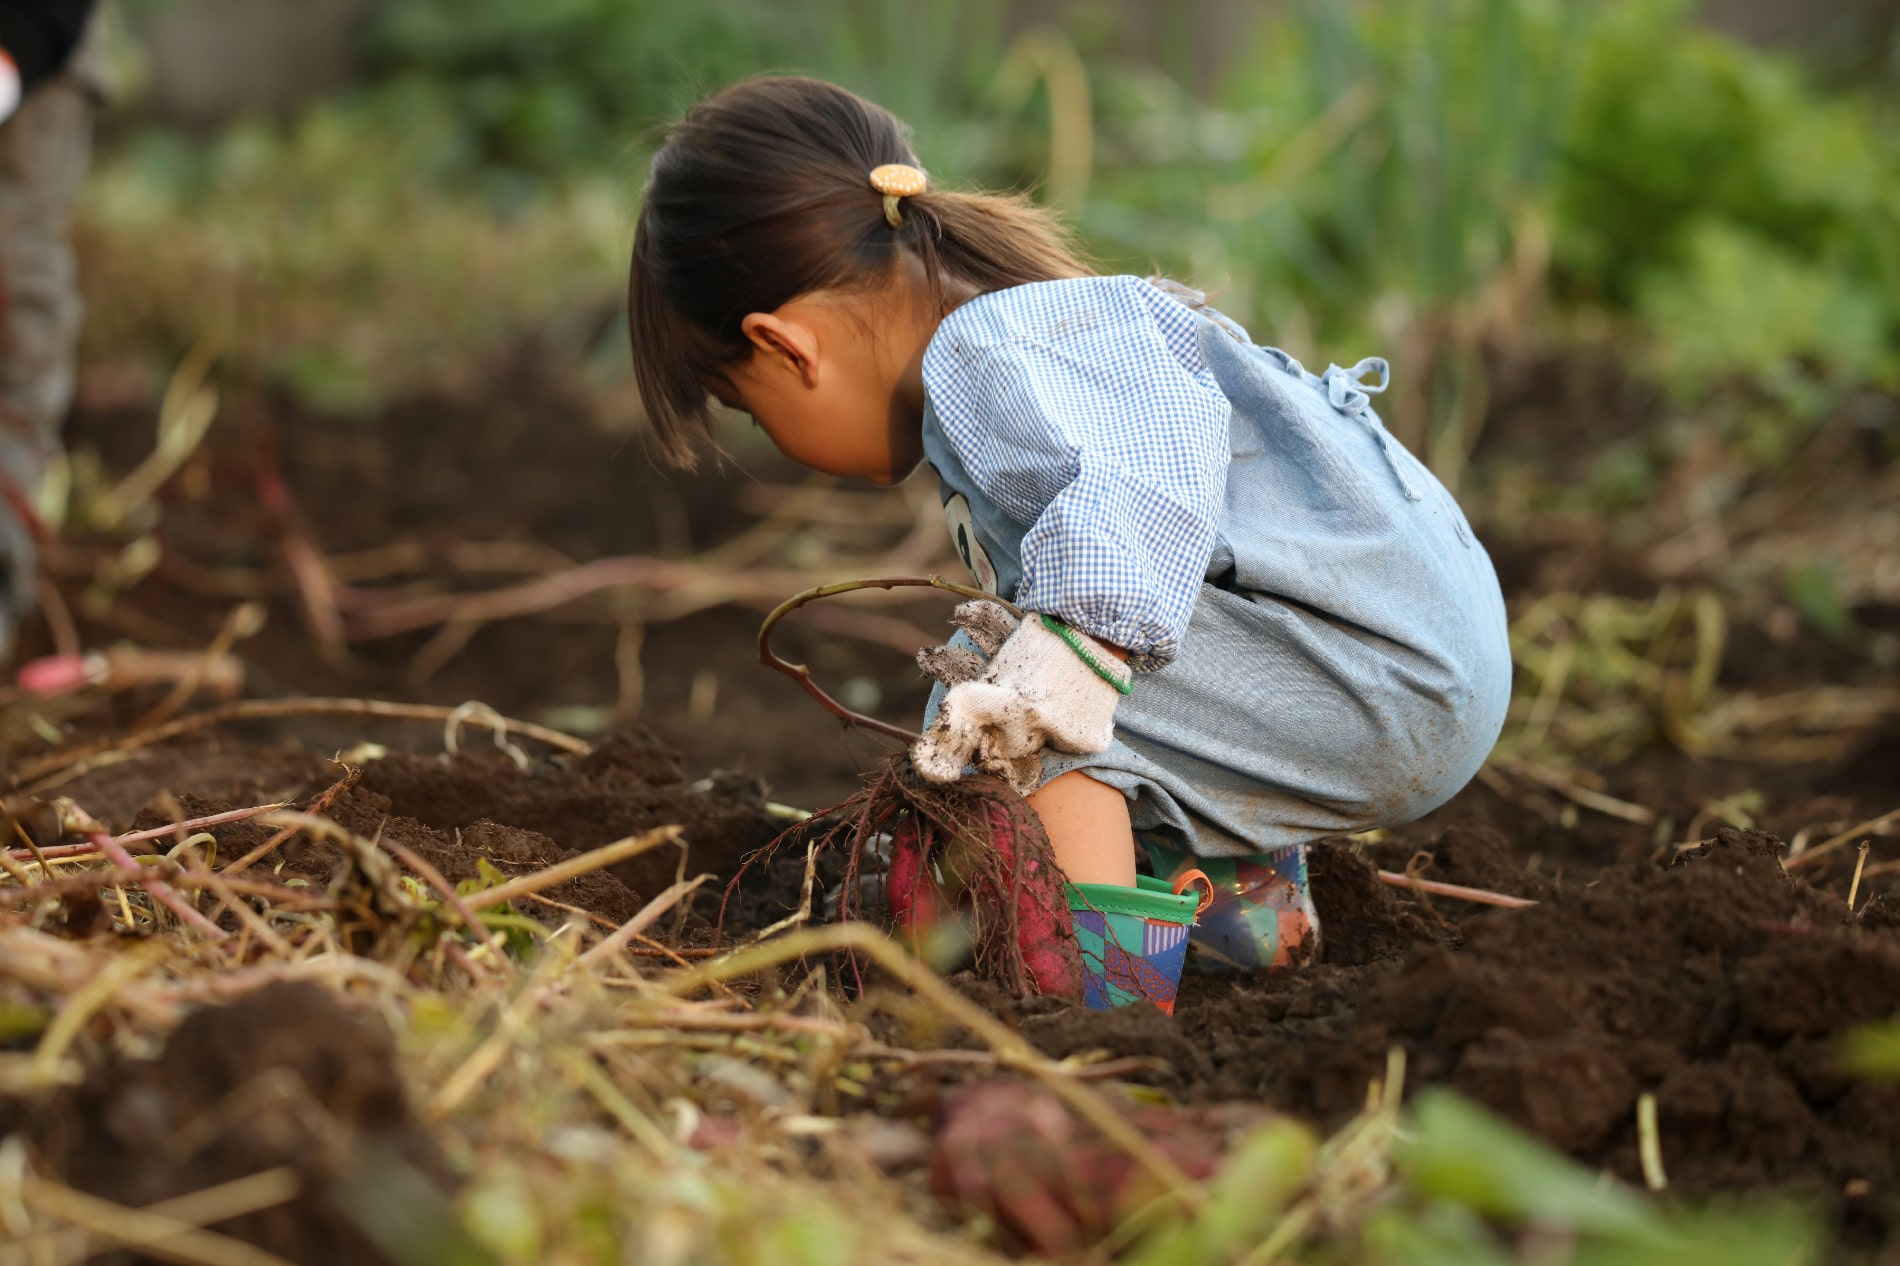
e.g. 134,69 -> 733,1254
912,601 -> 1132,795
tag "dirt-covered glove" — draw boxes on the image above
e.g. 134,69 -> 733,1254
913,600 -> 1132,795
914,596 -> 1016,686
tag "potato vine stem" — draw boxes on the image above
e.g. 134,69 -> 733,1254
757,575 -> 1020,743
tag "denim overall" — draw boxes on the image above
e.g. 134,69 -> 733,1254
922,300 -> 1512,859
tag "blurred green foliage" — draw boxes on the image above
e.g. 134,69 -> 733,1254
364,0 -> 787,178
360,0 -> 1010,184
1090,0 -> 1579,329
1387,1091 -> 1817,1266
1082,0 -> 1589,478
1840,1018 -> 1900,1080
81,91 -> 623,413
1122,1088 -> 1818,1266
90,0 -> 1900,460
1076,0 -> 1899,472
1562,0 -> 1900,417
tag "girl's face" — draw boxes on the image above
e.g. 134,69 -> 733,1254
712,286 -> 934,485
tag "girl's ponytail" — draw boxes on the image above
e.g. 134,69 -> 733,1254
899,188 -> 1092,314
629,76 -> 1093,467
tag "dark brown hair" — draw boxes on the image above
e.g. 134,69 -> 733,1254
628,76 -> 1093,466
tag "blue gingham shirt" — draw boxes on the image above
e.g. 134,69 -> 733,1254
921,276 -> 1233,669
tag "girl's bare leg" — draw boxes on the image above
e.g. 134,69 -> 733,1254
1027,770 -> 1137,887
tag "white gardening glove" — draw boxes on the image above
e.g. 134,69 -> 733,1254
912,600 -> 1132,795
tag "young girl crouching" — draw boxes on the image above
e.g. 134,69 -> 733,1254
627,76 -> 1512,1010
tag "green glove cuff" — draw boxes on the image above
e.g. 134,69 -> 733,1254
1038,615 -> 1134,696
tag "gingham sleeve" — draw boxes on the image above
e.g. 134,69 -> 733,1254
923,277 -> 1232,670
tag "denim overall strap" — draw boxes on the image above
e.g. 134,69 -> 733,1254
1320,357 -> 1421,502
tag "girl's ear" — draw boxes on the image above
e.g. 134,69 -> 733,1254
739,313 -> 820,388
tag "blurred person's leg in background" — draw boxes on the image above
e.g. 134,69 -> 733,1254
0,0 -> 104,656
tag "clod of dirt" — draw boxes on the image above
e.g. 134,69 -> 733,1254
110,727 -> 780,932
1858,894 -> 1900,933
326,787 -> 650,927
128,785 -> 651,930
1372,820 -> 1556,903
1018,992 -> 1213,1087
350,727 -> 780,904
61,738 -> 327,832
7,982 -> 461,1266
1307,843 -> 1447,966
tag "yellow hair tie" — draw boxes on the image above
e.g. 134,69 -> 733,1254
869,163 -> 928,228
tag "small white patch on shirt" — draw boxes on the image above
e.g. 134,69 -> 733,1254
0,53 -> 20,125
943,493 -> 999,594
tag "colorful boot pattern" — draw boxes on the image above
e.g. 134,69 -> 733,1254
1143,840 -> 1320,973
1067,872 -> 1212,1015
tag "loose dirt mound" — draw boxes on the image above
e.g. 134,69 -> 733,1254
338,728 -> 781,913
6,983 -> 454,1266
1155,828 -> 1900,1244
99,727 -> 786,932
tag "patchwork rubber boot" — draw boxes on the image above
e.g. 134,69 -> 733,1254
886,806 -> 1084,999
1143,839 -> 1320,973
1066,871 -> 1214,1015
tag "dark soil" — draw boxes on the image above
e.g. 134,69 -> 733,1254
337,727 -> 780,914
95,727 -> 789,934
53,359 -> 939,810
1178,831 -> 1900,1234
4,982 -> 461,1266
969,820 -> 1900,1249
